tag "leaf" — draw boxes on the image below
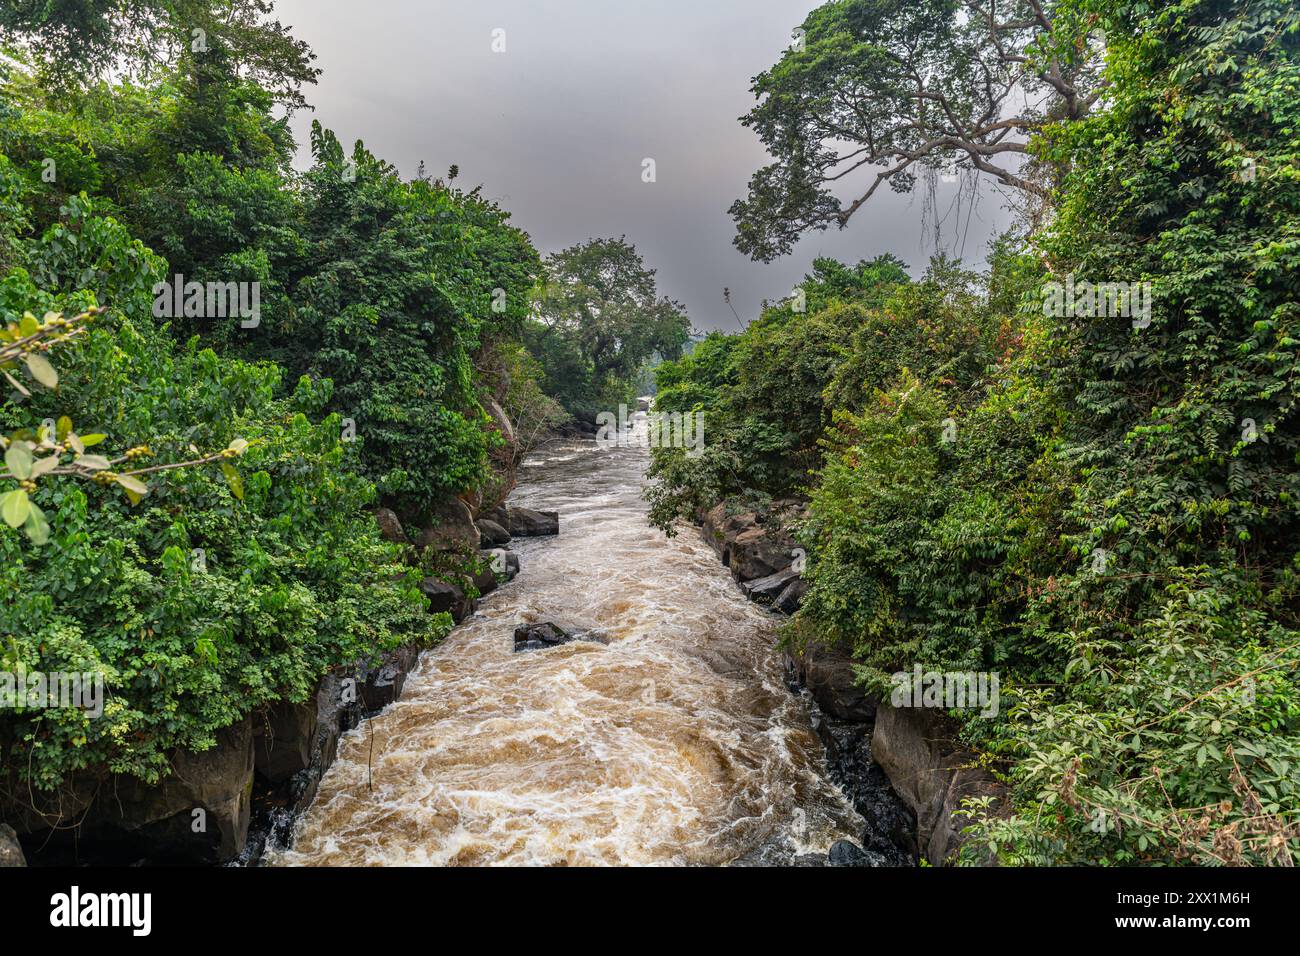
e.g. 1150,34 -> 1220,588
221,462 -> 245,500
23,503 -> 49,545
2,370 -> 30,398
1,489 -> 30,528
23,353 -> 58,389
77,454 -> 111,471
79,433 -> 106,447
18,313 -> 38,337
227,438 -> 249,455
115,474 -> 148,505
56,416 -> 72,440
4,444 -> 32,480
29,455 -> 59,479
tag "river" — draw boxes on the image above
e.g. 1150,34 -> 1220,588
268,424 -> 866,866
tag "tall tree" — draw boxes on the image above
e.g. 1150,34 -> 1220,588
530,236 -> 691,414
730,0 -> 1103,261
0,0 -> 319,110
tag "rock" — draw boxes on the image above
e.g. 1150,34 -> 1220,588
417,498 -> 479,553
254,698 -> 317,786
809,711 -> 916,863
827,840 -> 890,867
419,577 -> 473,622
636,396 -> 651,412
513,622 -> 572,652
484,548 -> 520,581
699,502 -> 798,582
871,704 -> 1004,865
741,567 -> 799,604
729,525 -> 794,581
785,638 -> 877,722
773,576 -> 809,614
373,507 -> 408,545
85,718 -> 256,863
361,643 -> 421,715
505,506 -> 559,537
467,565 -> 498,597
0,824 -> 24,867
482,505 -> 509,527
562,418 -> 599,436
478,518 -> 511,546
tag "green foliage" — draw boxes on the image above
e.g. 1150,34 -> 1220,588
699,0 -> 1300,865
0,0 -> 320,111
0,220 -> 438,789
526,236 -> 691,420
730,0 -> 1097,260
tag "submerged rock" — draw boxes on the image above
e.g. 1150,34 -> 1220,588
513,621 -> 572,651
827,839 -> 891,867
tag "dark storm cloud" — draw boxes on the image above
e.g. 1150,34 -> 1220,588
274,0 -> 1015,331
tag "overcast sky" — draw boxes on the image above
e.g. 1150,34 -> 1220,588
273,0 -> 1014,332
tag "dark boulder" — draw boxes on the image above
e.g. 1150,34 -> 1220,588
505,506 -> 559,537
255,698 -> 318,786
77,718 -> 257,863
827,840 -> 890,867
484,548 -> 520,581
741,567 -> 799,604
728,526 -> 794,581
773,576 -> 809,614
467,565 -> 498,597
478,518 -> 511,546
699,502 -> 799,582
785,639 -> 877,722
361,643 -> 421,715
419,577 -> 473,622
513,622 -> 572,652
417,498 -> 479,553
871,704 -> 1004,865
0,824 -> 24,867
373,507 -> 409,545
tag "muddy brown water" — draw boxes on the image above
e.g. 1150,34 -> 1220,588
268,425 -> 863,866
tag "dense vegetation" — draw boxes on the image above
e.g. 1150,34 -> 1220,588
525,236 -> 691,421
651,0 -> 1300,864
0,1 -> 600,799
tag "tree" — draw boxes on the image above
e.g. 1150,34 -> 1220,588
0,0 -> 319,110
530,236 -> 690,416
730,0 -> 1103,261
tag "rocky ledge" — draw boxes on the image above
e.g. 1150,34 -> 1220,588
699,495 -> 1003,866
